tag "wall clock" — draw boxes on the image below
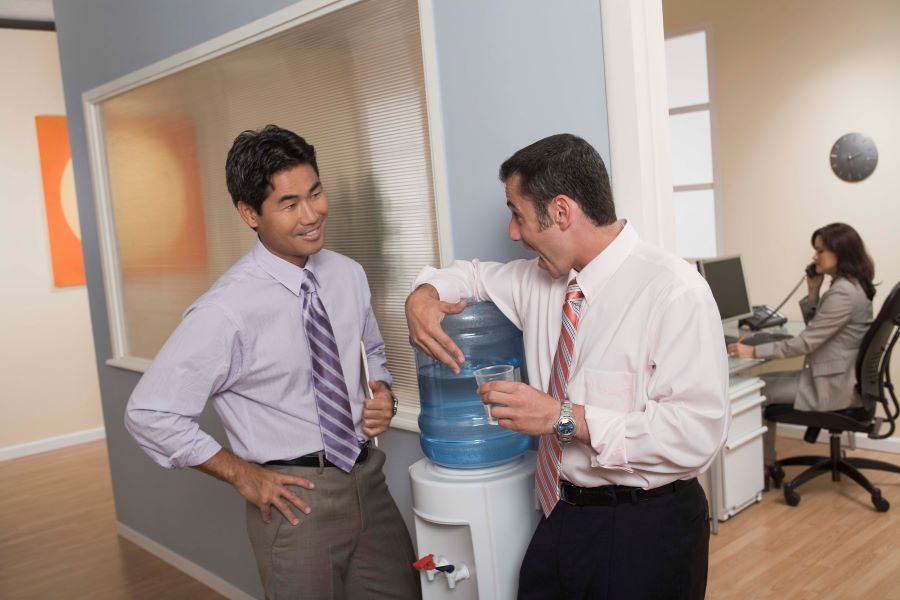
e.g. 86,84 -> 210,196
830,132 -> 878,182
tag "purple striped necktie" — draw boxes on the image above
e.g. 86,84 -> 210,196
300,271 -> 360,472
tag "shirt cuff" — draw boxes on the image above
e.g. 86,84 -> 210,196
583,405 -> 632,471
753,342 -> 776,359
369,367 -> 393,389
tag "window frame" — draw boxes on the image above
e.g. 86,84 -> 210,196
664,26 -> 723,258
82,0 -> 453,432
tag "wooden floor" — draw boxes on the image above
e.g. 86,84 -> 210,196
1,438 -> 899,599
708,437 -> 900,600
0,440 -> 223,600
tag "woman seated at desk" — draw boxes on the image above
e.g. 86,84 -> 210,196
727,222 -> 876,474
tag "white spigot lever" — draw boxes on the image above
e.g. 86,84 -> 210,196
445,563 -> 470,589
430,555 -> 470,590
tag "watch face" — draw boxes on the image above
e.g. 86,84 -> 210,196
556,419 -> 576,437
830,132 -> 878,182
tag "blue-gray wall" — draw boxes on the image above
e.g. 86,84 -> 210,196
433,0 -> 610,262
54,2 -> 318,596
54,0 -> 608,597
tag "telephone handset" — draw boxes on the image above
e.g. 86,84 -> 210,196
805,263 -> 818,278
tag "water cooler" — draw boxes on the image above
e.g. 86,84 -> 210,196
409,302 -> 541,599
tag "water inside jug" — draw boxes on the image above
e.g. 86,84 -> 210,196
414,300 -> 533,468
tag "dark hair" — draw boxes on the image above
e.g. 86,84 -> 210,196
812,223 -> 876,300
225,124 -> 318,213
498,133 -> 615,229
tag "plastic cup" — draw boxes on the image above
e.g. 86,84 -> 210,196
474,364 -> 515,425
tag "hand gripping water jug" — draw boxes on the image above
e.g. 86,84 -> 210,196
414,300 -> 533,469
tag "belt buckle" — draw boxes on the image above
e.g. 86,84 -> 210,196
603,486 -> 619,506
559,481 -> 578,506
609,485 -> 639,505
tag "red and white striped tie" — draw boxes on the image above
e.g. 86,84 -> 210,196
535,278 -> 585,517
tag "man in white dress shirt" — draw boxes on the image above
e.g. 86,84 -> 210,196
126,125 -> 420,599
406,133 -> 728,599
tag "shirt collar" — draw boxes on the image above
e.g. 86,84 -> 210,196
568,219 -> 638,305
251,239 -> 322,296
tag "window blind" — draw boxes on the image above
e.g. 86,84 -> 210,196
98,0 -> 438,406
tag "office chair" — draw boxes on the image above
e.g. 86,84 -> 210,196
765,281 -> 900,511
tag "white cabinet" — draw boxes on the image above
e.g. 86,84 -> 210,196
714,376 -> 767,521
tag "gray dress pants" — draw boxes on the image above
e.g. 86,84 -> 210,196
246,447 -> 421,600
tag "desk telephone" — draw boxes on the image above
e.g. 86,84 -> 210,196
739,305 -> 787,330
739,264 -> 816,331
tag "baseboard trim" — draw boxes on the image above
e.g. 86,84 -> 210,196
779,424 -> 900,454
0,427 -> 106,462
117,522 -> 256,600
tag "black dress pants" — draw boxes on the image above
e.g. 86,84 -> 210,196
518,479 -> 710,600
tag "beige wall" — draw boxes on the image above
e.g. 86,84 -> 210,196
0,29 -> 103,451
663,0 -> 900,436
663,0 -> 899,315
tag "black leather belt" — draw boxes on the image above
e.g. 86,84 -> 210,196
266,441 -> 371,468
559,478 -> 695,506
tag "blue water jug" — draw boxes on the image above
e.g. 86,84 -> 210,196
414,300 -> 533,469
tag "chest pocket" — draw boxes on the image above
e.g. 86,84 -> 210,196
580,368 -> 636,412
319,285 -> 362,348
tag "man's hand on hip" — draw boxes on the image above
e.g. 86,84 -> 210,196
195,449 -> 315,526
405,284 -> 467,373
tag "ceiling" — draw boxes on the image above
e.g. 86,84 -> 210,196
0,0 -> 54,23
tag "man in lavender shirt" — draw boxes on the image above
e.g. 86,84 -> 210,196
125,125 -> 420,599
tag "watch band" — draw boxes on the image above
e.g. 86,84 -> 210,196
555,399 -> 576,443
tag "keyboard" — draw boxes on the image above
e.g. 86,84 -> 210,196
724,332 -> 793,346
743,332 -> 793,346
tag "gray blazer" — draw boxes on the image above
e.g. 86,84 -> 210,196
755,277 -> 872,412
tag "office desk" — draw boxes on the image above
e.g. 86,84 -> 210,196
728,321 -> 806,377
704,322 -> 805,532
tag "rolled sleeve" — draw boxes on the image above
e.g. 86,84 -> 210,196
125,410 -> 222,470
124,303 -> 242,469
412,259 -> 539,330
362,304 -> 392,387
413,265 -> 469,303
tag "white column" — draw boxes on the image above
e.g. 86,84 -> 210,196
600,0 -> 675,251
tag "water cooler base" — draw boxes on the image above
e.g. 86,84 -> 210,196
409,452 -> 540,600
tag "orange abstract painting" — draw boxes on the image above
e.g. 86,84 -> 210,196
35,115 -> 85,287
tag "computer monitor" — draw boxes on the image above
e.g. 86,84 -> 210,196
698,255 -> 753,322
